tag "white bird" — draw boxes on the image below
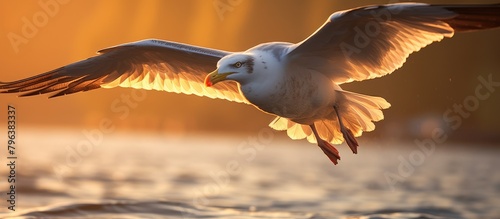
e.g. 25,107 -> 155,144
2,3 -> 499,165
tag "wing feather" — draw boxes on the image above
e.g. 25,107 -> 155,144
289,3 -> 500,84
1,39 -> 248,103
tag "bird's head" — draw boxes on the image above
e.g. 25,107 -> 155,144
205,53 -> 255,87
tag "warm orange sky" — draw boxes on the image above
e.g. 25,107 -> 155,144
1,0 -> 500,142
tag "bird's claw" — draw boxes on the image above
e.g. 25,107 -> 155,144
341,127 -> 359,154
318,140 -> 341,165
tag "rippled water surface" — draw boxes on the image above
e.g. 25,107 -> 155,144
1,129 -> 499,218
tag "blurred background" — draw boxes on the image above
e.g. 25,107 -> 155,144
1,0 -> 499,142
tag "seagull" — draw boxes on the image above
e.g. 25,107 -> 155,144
1,3 -> 499,165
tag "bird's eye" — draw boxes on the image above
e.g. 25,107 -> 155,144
234,62 -> 243,68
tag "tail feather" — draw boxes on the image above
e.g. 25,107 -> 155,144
287,123 -> 308,140
270,117 -> 312,140
347,105 -> 374,131
269,91 -> 390,145
337,90 -> 390,134
269,117 -> 288,131
316,120 -> 343,144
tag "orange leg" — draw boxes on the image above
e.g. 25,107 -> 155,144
334,105 -> 359,154
310,124 -> 341,165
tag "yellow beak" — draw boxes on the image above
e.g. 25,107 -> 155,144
204,69 -> 234,87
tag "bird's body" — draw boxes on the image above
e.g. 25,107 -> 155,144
2,3 -> 500,165
238,44 -> 336,123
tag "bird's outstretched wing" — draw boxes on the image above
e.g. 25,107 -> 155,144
0,39 -> 248,103
288,3 -> 500,84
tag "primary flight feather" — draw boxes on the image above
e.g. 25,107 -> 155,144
2,3 -> 500,165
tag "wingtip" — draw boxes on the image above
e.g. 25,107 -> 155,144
19,91 -> 43,97
0,88 -> 20,94
48,93 -> 61,98
444,4 -> 500,32
48,91 -> 67,98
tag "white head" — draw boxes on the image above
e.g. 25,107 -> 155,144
204,53 -> 256,87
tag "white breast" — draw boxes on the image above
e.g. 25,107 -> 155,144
240,50 -> 337,121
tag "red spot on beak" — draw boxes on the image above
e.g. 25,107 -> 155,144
205,76 -> 213,87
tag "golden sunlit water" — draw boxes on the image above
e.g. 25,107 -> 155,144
1,129 -> 499,218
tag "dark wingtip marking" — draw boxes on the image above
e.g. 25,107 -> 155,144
49,92 -> 67,98
19,91 -> 43,97
443,4 -> 500,32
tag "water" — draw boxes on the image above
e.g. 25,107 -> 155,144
1,129 -> 499,218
